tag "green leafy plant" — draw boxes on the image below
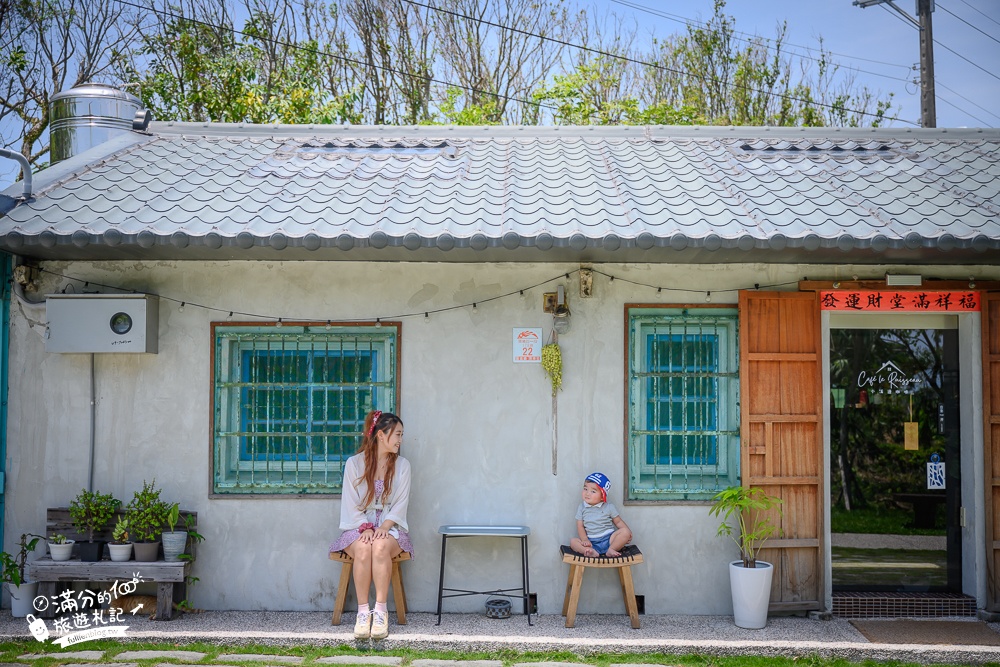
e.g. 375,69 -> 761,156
49,534 -> 68,545
166,503 -> 181,533
111,516 -> 131,544
1,533 -> 43,586
69,489 -> 121,542
709,485 -> 783,568
125,480 -> 171,543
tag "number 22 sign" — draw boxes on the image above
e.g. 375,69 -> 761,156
513,328 -> 542,363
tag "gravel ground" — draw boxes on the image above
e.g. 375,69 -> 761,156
3,611 -> 1000,665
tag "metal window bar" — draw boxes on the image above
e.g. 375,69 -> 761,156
631,314 -> 738,497
214,327 -> 396,493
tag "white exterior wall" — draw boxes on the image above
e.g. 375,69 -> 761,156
5,260 -> 998,615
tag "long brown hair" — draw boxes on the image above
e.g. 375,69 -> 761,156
356,410 -> 403,509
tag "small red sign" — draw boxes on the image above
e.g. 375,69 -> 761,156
819,290 -> 980,312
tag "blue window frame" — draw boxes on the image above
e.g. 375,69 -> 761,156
627,307 -> 739,501
212,323 -> 399,496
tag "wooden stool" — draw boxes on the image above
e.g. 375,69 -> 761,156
329,550 -> 411,625
560,544 -> 643,629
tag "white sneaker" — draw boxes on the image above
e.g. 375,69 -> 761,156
370,610 -> 389,640
353,610 -> 371,639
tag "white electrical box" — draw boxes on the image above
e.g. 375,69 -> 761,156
46,294 -> 159,353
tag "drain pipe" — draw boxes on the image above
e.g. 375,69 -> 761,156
0,149 -> 32,200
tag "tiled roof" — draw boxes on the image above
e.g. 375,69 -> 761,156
1,124 -> 998,263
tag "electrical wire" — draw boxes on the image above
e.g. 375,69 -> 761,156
610,0 -> 916,76
954,0 -> 1000,29
939,4 -> 1000,46
934,79 -> 1000,125
111,0 -> 558,114
400,0 -> 916,125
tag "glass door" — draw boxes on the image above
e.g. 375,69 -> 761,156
829,326 -> 961,592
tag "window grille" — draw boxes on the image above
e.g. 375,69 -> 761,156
212,323 -> 398,495
626,308 -> 739,501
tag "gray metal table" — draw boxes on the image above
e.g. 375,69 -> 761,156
435,525 -> 531,625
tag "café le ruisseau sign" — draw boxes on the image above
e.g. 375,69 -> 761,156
820,290 -> 981,312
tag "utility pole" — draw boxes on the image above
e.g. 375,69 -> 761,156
853,0 -> 936,127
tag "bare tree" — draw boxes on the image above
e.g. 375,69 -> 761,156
0,0 -> 142,168
432,0 -> 579,124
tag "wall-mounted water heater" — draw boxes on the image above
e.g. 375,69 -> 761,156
46,294 -> 159,353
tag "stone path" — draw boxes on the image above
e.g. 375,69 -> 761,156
12,653 -> 678,667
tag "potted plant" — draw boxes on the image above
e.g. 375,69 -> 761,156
47,534 -> 74,562
108,516 -> 133,562
125,480 -> 170,562
161,503 -> 188,562
69,489 -> 120,561
1,533 -> 43,617
709,485 -> 783,629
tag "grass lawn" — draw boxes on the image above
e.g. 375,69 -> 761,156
0,639 -> 988,667
831,506 -> 945,536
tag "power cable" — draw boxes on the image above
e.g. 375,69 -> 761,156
954,0 -> 1000,29
400,0 -> 916,125
112,0 -> 558,114
610,0 -> 916,75
934,78 -> 1000,125
940,3 -> 1000,44
934,87 -> 994,126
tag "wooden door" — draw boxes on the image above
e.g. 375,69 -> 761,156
984,293 -> 1000,611
739,290 -> 823,612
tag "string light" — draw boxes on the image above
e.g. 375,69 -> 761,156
36,266 -> 806,326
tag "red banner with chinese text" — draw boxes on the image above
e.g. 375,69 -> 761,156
819,290 -> 981,312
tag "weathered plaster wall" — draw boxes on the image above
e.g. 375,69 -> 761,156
5,260 -> 997,615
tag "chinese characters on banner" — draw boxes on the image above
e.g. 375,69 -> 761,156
819,290 -> 981,312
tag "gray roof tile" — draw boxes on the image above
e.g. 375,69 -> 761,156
1,124 -> 998,262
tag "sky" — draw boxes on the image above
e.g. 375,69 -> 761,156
2,0 -> 999,189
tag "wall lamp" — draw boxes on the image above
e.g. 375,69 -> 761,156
553,285 -> 571,334
885,273 -> 922,287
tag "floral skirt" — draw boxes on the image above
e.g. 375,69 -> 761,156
329,509 -> 414,557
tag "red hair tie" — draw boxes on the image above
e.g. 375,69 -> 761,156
368,410 -> 383,437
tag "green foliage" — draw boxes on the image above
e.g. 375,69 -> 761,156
709,486 -> 782,568
69,489 -> 121,542
112,516 -> 131,544
429,87 -> 501,126
0,533 -> 43,586
166,503 -> 180,533
125,480 -> 171,543
48,534 -> 68,545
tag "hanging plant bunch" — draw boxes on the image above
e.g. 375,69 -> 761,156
541,342 -> 563,395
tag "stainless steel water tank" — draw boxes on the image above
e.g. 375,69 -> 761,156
49,83 -> 141,164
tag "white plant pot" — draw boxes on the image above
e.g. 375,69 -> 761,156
108,543 -> 133,562
8,582 -> 37,617
48,540 -> 75,561
729,560 -> 773,629
161,531 -> 188,562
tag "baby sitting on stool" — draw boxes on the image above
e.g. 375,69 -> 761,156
570,472 -> 633,558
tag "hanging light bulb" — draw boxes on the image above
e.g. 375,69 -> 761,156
325,320 -> 332,330
276,318 -> 283,328
375,318 -> 382,328
227,311 -> 233,321
178,302 -> 186,313
705,291 -> 712,302
472,303 -> 478,312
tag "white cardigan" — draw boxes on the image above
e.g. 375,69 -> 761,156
339,453 -> 411,533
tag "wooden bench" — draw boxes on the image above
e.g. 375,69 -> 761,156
329,550 -> 410,626
560,544 -> 643,629
27,507 -> 196,621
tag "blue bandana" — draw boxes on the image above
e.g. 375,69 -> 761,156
585,472 -> 611,502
